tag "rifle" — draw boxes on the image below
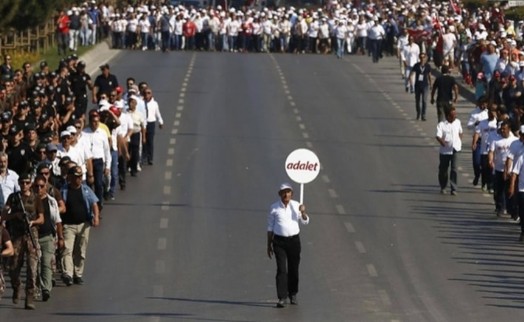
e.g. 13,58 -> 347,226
16,192 -> 37,250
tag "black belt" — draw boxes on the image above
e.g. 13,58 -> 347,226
274,234 -> 299,240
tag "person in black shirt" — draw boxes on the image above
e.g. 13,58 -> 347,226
431,65 -> 459,122
93,63 -> 118,104
60,165 -> 99,286
410,52 -> 432,121
69,61 -> 93,120
6,125 -> 32,175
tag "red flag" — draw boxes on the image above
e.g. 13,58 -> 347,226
450,0 -> 461,15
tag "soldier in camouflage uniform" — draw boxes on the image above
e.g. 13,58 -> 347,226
0,225 -> 15,300
1,173 -> 44,309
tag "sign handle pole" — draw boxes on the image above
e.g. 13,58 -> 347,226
300,183 -> 304,205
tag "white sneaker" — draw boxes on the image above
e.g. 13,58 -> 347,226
137,164 -> 142,172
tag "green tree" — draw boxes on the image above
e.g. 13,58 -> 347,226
0,0 -> 21,31
5,0 -> 77,31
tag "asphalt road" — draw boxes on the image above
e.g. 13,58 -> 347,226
1,50 -> 523,322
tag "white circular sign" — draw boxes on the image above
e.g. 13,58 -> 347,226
285,149 -> 320,184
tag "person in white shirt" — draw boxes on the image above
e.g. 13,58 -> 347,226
508,127 -> 524,241
401,36 -> 420,93
0,152 -> 19,208
396,30 -> 409,79
367,18 -> 385,63
467,97 -> 489,186
141,88 -> 163,165
442,27 -> 457,68
267,183 -> 309,308
473,106 -> 498,192
436,106 -> 463,195
489,121 -> 518,217
138,14 -> 151,51
335,20 -> 347,59
82,109 -> 111,209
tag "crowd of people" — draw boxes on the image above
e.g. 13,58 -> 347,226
0,46 -> 164,308
3,0 -> 524,311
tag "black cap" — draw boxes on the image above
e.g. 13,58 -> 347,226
39,61 -> 48,68
32,100 -> 41,108
67,166 -> 83,177
19,100 -> 29,108
1,111 -> 11,122
77,60 -> 86,68
18,173 -> 31,181
36,162 -> 51,172
59,156 -> 71,167
9,125 -> 22,135
24,123 -> 36,132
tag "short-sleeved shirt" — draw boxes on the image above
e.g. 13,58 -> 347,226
433,75 -> 457,102
436,118 -> 463,155
489,134 -> 518,172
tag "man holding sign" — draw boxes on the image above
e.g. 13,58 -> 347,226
267,183 -> 309,308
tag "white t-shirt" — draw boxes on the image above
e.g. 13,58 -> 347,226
436,118 -> 463,155
489,134 -> 518,172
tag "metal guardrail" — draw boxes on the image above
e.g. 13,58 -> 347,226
0,19 -> 56,54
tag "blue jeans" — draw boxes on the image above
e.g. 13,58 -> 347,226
336,38 -> 345,58
415,85 -> 429,119
109,150 -> 118,196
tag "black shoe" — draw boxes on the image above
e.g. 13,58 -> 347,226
73,277 -> 84,285
289,295 -> 298,305
62,275 -> 73,286
42,290 -> 50,302
276,299 -> 286,308
473,176 -> 479,186
12,289 -> 19,304
148,161 -> 153,165
421,117 -> 426,121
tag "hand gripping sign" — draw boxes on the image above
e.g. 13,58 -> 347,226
285,148 -> 320,204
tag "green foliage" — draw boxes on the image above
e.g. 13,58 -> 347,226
505,6 -> 524,22
1,0 -> 78,31
0,0 -> 21,30
462,0 -> 489,11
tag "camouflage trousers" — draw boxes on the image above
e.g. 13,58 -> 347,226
8,233 -> 39,297
0,264 -> 5,299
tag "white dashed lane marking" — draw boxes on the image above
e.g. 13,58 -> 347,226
367,264 -> 378,277
159,218 -> 169,229
344,222 -> 355,233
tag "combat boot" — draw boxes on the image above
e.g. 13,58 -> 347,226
12,288 -> 19,304
25,291 -> 36,310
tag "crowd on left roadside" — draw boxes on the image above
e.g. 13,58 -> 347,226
0,50 -> 163,310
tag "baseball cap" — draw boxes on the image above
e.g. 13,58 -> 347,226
67,166 -> 83,177
279,183 -> 293,191
60,130 -> 71,138
66,125 -> 77,134
46,143 -> 58,152
59,156 -> 71,167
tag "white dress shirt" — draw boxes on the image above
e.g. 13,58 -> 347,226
267,199 -> 309,237
82,127 -> 111,171
436,118 -> 463,155
144,98 -> 164,125
0,170 -> 19,206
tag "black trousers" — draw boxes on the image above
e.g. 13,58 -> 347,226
143,122 -> 156,163
273,234 -> 301,300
